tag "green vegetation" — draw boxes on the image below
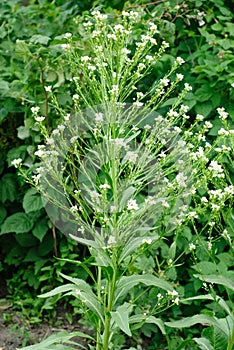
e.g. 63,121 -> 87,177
0,1 -> 233,349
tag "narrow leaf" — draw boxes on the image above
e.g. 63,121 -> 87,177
194,274 -> 234,292
129,314 -> 165,334
165,314 -> 230,336
115,274 -> 173,302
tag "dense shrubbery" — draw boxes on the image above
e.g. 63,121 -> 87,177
0,0 -> 233,348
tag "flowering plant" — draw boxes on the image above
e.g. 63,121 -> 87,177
15,9 -> 234,350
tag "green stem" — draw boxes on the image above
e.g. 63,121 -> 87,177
96,266 -> 102,350
102,254 -> 118,350
227,322 -> 234,350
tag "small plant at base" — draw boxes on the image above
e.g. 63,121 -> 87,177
15,9 -> 234,350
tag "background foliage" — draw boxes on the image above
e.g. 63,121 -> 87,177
0,0 -> 233,347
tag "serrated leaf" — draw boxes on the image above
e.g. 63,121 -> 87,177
1,213 -> 33,235
194,274 -> 234,292
111,304 -> 132,336
203,325 -> 228,350
0,173 -> 17,203
23,188 -> 44,213
115,274 -> 173,302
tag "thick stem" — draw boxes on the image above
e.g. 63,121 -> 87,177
102,261 -> 117,350
96,266 -> 102,350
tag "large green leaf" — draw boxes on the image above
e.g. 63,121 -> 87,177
129,314 -> 166,334
182,294 -> 232,317
23,188 -> 44,213
111,303 -> 132,336
193,337 -> 213,350
0,204 -> 7,225
165,314 -> 232,337
203,325 -> 228,350
1,212 -> 33,235
194,274 -> 234,292
115,274 -> 173,302
59,273 -> 93,294
119,235 -> 159,262
32,218 -> 49,242
17,330 -> 94,350
0,173 -> 17,202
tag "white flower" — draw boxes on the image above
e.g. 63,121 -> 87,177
142,238 -> 152,244
12,158 -> 23,168
58,124 -> 65,131
125,151 -> 138,164
218,128 -> 229,136
73,94 -> 79,100
208,160 -> 224,178
31,106 -> 40,114
107,33 -> 117,40
64,32 -> 72,39
114,24 -> 124,32
189,243 -> 196,251
204,121 -> 213,129
45,86 -> 52,92
70,205 -> 78,213
176,172 -> 187,187
160,78 -> 170,86
83,21 -> 93,28
88,65 -> 96,71
32,174 -> 41,185
133,101 -> 143,107
175,57 -> 185,65
176,73 -> 184,81
196,114 -> 204,121
217,107 -> 228,120
35,116 -> 45,122
95,112 -> 104,123
145,55 -> 154,61
184,83 -> 192,91
61,43 -> 70,51
121,48 -> 131,55
127,199 -> 139,211
81,56 -> 91,62
99,184 -> 111,190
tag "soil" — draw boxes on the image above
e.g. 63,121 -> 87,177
0,305 -> 92,350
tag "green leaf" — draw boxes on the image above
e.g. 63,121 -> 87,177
194,274 -> 234,292
7,146 -> 27,167
115,274 -> 173,302
32,218 -> 49,242
165,314 -> 231,336
29,34 -> 51,45
119,235 -> 159,262
17,330 -> 94,350
129,314 -> 166,334
193,337 -> 213,350
0,173 -> 17,202
17,125 -> 30,140
182,294 -> 232,317
23,188 -> 44,213
195,102 -> 213,117
1,213 -> 33,235
60,273 -> 93,294
203,325 -> 228,350
0,204 -> 7,225
111,303 -> 132,336
39,283 -> 79,298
